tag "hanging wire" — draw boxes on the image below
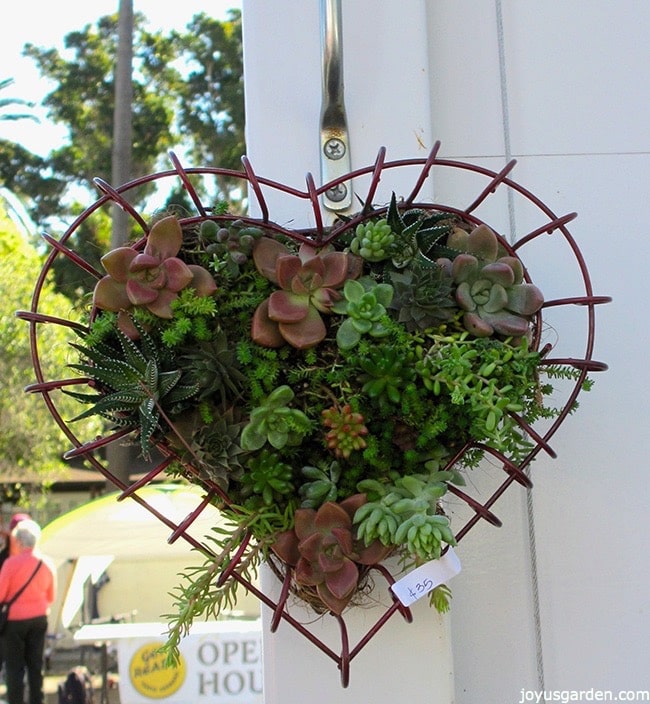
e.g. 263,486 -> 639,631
495,0 -> 546,691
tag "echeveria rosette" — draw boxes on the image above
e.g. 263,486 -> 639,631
440,224 -> 544,338
93,216 -> 217,334
240,385 -> 312,451
271,494 -> 392,615
251,236 -> 362,349
331,278 -> 394,350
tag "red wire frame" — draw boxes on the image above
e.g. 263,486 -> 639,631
17,141 -> 610,686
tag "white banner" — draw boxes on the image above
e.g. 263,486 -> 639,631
76,621 -> 263,704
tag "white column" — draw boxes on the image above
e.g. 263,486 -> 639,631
241,1 -> 454,700
259,562 -> 453,701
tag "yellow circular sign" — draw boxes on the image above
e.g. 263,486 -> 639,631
129,641 -> 186,699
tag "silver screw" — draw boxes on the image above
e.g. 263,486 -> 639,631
325,183 -> 348,202
323,138 -> 346,160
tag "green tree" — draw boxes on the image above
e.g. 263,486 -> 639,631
0,78 -> 38,123
23,12 -> 178,187
17,10 -> 244,214
0,206 -> 101,503
1,9 -> 245,302
173,10 -> 245,204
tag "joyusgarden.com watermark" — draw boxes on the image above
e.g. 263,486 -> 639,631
519,689 -> 650,703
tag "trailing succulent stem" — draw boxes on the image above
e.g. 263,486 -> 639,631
163,503 -> 294,664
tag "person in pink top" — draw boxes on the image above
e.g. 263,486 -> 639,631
0,512 -> 31,675
0,519 -> 56,704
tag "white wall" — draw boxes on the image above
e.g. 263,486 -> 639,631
426,2 -> 650,702
241,1 -> 650,701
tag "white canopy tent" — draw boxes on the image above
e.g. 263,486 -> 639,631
39,484 -> 259,645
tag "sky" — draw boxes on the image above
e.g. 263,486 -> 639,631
0,0 -> 242,157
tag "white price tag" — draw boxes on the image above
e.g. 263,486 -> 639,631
390,548 -> 461,607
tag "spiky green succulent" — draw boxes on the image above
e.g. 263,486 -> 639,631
177,330 -> 247,406
64,318 -> 198,456
387,262 -> 456,331
383,193 -> 460,268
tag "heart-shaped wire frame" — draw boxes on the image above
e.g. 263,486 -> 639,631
18,141 -> 610,686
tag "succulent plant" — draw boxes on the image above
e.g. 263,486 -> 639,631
238,449 -> 294,508
355,473 -> 456,560
331,278 -> 394,350
321,404 -> 369,459
270,494 -> 392,614
177,329 -> 247,406
240,385 -> 312,451
438,224 -> 544,338
251,236 -> 362,349
383,193 -> 459,268
93,216 -> 217,335
201,219 -> 264,278
350,218 -> 396,262
65,318 -> 198,456
299,462 -> 341,508
170,406 -> 247,490
387,263 -> 456,332
357,345 -> 416,406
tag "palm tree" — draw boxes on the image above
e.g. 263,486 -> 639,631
0,78 -> 38,123
107,0 -> 135,488
0,78 -> 38,236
